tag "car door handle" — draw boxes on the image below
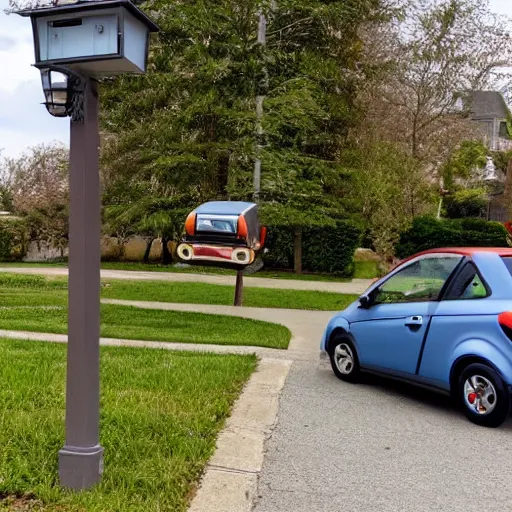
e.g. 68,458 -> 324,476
405,316 -> 423,328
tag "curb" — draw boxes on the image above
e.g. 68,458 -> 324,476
188,357 -> 292,512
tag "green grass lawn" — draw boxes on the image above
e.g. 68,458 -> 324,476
0,339 -> 256,511
0,261 -> 352,282
1,273 -> 356,312
101,279 -> 356,311
0,275 -> 291,349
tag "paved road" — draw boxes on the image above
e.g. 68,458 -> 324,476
254,359 -> 512,512
0,267 -> 372,294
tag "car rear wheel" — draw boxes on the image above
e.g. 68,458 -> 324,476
457,363 -> 510,428
329,336 -> 360,383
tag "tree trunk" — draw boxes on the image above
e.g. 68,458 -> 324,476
436,198 -> 443,220
294,228 -> 302,274
162,237 -> 171,265
217,150 -> 231,199
234,271 -> 244,306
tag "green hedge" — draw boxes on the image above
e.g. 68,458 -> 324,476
264,220 -> 362,275
0,219 -> 28,261
396,216 -> 509,258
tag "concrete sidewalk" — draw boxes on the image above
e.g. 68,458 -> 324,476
0,266 -> 372,294
0,300 -> 334,361
102,299 -> 334,357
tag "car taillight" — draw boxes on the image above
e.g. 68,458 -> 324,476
498,312 -> 512,340
237,216 -> 248,238
260,226 -> 267,248
185,213 -> 196,236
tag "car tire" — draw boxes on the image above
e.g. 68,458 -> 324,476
329,336 -> 360,383
457,363 -> 510,428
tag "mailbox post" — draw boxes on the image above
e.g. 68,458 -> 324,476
17,0 -> 158,491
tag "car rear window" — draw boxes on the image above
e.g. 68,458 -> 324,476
196,214 -> 238,234
502,257 -> 512,276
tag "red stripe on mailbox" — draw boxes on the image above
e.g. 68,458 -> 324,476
193,246 -> 233,260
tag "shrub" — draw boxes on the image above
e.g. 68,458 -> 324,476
444,188 -> 488,219
396,216 -> 508,258
0,219 -> 28,261
264,220 -> 362,276
263,226 -> 294,269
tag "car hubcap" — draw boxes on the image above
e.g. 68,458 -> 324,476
334,343 -> 354,375
463,375 -> 497,415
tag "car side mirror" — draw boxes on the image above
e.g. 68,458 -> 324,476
359,295 -> 371,309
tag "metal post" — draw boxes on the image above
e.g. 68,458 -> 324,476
234,270 -> 244,306
58,77 -> 104,490
253,10 -> 267,201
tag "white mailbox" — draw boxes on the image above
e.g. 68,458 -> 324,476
19,0 -> 159,77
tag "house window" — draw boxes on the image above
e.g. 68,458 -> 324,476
499,121 -> 510,139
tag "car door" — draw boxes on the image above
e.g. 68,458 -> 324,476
350,254 -> 462,376
417,260 -> 495,386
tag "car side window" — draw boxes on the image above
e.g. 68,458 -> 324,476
461,274 -> 487,299
374,256 -> 462,304
444,262 -> 489,300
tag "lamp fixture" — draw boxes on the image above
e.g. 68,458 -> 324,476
39,66 -> 85,122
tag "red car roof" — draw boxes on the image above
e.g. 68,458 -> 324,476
399,247 -> 512,266
418,247 -> 512,256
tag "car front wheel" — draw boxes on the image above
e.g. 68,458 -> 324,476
329,336 -> 360,383
458,363 -> 510,428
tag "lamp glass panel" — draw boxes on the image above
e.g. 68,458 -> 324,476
51,89 -> 69,106
40,69 -> 50,90
47,105 -> 68,117
49,71 -> 68,88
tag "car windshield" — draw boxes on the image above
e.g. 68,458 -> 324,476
196,214 -> 238,234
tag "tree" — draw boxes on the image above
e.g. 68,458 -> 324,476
346,142 -> 435,262
101,0 -> 387,271
0,151 -> 13,212
440,140 -> 488,188
360,0 -> 512,166
1,143 -> 69,249
228,0 -> 385,271
100,0 -> 264,260
101,0 -> 262,205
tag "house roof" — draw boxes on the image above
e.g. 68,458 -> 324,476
194,202 -> 256,216
467,91 -> 510,121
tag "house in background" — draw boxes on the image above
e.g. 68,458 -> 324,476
468,91 -> 512,153
455,91 -> 512,221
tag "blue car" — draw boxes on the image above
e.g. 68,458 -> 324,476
320,247 -> 512,427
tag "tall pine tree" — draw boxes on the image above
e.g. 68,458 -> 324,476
100,0 -> 383,267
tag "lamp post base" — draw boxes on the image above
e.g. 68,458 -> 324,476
58,444 -> 104,490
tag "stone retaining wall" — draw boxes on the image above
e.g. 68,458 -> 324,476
22,236 -> 172,263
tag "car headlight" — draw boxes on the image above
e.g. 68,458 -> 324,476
177,244 -> 193,261
232,248 -> 254,264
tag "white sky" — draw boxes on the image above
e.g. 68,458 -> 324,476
0,0 -> 511,157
